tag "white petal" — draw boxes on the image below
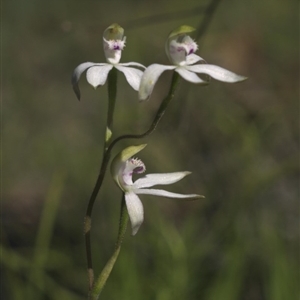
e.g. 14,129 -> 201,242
86,65 -> 113,88
135,188 -> 201,199
138,64 -> 176,101
119,62 -> 146,69
185,64 -> 247,83
71,62 -> 100,100
175,67 -> 207,84
133,172 -> 191,189
125,192 -> 144,236
186,54 -> 205,65
115,65 -> 144,91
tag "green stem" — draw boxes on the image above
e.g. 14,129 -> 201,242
195,0 -> 221,41
89,194 -> 128,300
83,71 -> 180,294
115,195 -> 129,248
109,71 -> 180,147
105,68 -> 118,149
84,68 -> 118,291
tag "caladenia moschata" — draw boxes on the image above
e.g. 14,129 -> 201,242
139,25 -> 247,101
111,144 -> 204,236
72,23 -> 145,145
70,22 -> 246,300
72,23 -> 145,100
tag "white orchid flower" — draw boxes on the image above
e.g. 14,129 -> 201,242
72,23 -> 145,100
139,25 -> 247,101
111,144 -> 203,236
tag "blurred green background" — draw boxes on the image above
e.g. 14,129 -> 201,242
2,0 -> 299,299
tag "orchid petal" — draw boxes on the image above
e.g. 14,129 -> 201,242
135,188 -> 202,199
71,62 -> 100,100
125,192 -> 144,235
133,172 -> 191,189
86,65 -> 113,88
139,64 -> 176,101
115,65 -> 144,91
186,54 -> 205,65
175,67 -> 208,84
185,64 -> 247,83
119,62 -> 146,69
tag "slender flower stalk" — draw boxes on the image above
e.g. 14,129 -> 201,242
89,194 -> 128,300
109,71 -> 180,145
105,67 -> 117,148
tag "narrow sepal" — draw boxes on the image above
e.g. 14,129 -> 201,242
135,188 -> 203,199
125,192 -> 144,235
133,172 -> 192,189
139,64 -> 176,101
86,65 -> 113,88
71,62 -> 98,100
115,66 -> 144,91
185,64 -> 247,83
